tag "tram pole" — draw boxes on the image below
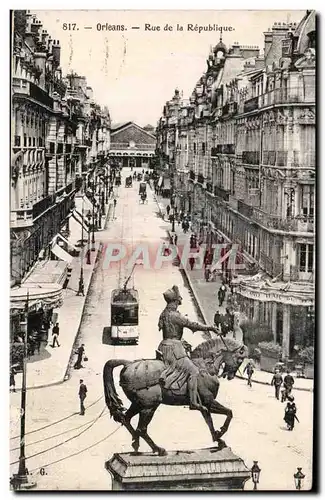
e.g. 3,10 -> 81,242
77,199 -> 85,296
12,291 -> 36,490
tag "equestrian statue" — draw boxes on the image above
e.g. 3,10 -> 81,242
103,285 -> 248,456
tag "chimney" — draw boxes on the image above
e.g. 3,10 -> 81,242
52,39 -> 61,68
263,28 -> 273,58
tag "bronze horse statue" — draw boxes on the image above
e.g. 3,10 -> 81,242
103,337 -> 248,455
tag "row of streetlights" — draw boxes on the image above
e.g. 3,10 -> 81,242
250,461 -> 305,491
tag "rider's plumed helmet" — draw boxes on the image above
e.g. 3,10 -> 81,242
163,285 -> 182,304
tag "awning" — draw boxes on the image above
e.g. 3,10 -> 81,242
82,195 -> 94,212
71,211 -> 88,233
10,283 -> 63,314
24,260 -> 68,286
75,209 -> 90,229
51,243 -> 74,264
57,233 -> 78,251
11,151 -> 24,167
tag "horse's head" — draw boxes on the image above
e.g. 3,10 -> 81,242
192,338 -> 248,380
219,344 -> 248,380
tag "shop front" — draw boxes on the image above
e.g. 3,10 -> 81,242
233,273 -> 315,358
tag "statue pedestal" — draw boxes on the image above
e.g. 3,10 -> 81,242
105,446 -> 251,491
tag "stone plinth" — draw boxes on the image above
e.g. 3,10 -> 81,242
105,447 -> 251,491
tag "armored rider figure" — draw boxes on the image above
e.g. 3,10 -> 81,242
158,285 -> 218,412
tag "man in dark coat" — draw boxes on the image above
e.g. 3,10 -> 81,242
51,323 -> 60,348
271,369 -> 283,400
214,310 -> 221,330
79,379 -> 88,415
74,344 -> 85,369
282,371 -> 295,402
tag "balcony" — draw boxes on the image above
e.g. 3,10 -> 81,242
214,185 -> 230,201
32,195 -> 56,220
250,206 -> 314,232
222,102 -> 238,117
258,86 -> 314,108
110,143 -> 155,151
211,144 -> 235,156
243,96 -> 259,113
189,170 -> 196,181
237,200 -> 253,218
242,151 -> 260,165
10,209 -> 33,228
290,265 -> 314,282
260,251 -> 284,279
197,174 -> 204,185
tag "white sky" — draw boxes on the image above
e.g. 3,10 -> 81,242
32,10 -> 305,126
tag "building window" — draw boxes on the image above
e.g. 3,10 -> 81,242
14,135 -> 20,147
38,137 -> 43,147
202,142 -> 206,155
298,243 -> 314,273
193,143 -> 197,154
300,185 -> 314,218
28,137 -> 32,147
33,137 -> 36,147
24,135 -> 27,147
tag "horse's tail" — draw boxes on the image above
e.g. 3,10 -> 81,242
103,359 -> 131,423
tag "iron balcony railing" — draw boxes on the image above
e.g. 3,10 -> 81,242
243,96 -> 259,113
214,185 -> 230,201
211,144 -> 235,156
258,86 -> 314,107
241,151 -> 260,165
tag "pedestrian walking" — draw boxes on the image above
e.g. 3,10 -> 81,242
284,396 -> 299,430
10,366 -> 17,393
51,323 -> 60,348
283,371 -> 295,399
166,205 -> 171,217
214,310 -> 221,330
113,198 -> 117,208
189,256 -> 195,270
173,234 -> 178,246
271,369 -> 283,400
217,285 -> 226,307
79,379 -> 88,415
74,344 -> 85,369
204,266 -> 211,282
244,361 -> 255,387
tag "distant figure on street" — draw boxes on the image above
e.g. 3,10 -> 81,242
271,369 -> 283,400
166,205 -> 171,217
218,285 -> 226,307
214,310 -> 221,330
173,233 -> 178,246
204,266 -> 211,282
113,198 -> 117,208
282,371 -> 295,402
244,361 -> 255,387
74,344 -> 85,370
10,366 -> 17,393
51,323 -> 60,348
284,396 -> 299,430
79,379 -> 88,415
189,256 -> 195,271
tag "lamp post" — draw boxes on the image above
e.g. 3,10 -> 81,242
251,461 -> 261,490
11,291 -> 36,490
86,211 -> 91,265
171,211 -> 175,233
91,181 -> 96,251
76,199 -> 85,296
294,468 -> 305,490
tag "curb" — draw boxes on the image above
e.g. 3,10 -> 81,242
154,195 -> 314,395
64,202 -> 113,382
21,202 -> 113,391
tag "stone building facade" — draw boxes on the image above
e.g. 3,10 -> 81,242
155,11 -> 315,357
10,10 -> 111,285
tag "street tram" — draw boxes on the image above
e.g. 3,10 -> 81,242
110,266 -> 139,345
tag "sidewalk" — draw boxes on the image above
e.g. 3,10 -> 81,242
154,194 -> 313,393
14,198 -> 113,390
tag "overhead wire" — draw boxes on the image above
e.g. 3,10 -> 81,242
10,395 -> 103,440
10,407 -> 106,466
10,409 -> 107,452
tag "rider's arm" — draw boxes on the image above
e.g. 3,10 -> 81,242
173,312 -> 211,333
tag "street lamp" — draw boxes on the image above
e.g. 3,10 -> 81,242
86,211 -> 91,265
294,468 -> 305,490
76,200 -> 85,296
251,461 -> 261,490
91,182 -> 96,251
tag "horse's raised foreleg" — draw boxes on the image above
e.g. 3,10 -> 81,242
136,407 -> 167,456
208,400 -> 233,441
